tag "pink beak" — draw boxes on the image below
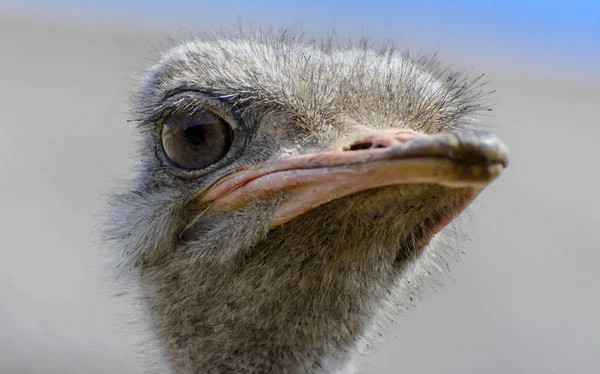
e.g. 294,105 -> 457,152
198,128 -> 508,228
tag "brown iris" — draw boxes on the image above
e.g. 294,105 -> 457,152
161,109 -> 234,170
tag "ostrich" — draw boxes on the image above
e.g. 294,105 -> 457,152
105,31 -> 508,374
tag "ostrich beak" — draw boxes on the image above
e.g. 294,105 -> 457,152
199,129 -> 509,227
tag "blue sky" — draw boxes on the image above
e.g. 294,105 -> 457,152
6,0 -> 600,75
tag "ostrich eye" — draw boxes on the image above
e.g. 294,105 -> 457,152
161,110 -> 234,170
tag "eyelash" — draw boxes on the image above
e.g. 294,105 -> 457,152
157,93 -> 239,129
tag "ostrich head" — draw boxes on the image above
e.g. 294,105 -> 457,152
106,31 -> 508,373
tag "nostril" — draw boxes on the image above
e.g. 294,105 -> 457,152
348,142 -> 374,151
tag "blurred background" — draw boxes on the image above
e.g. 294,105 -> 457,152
0,1 -> 598,373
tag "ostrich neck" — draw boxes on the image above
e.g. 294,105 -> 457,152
143,247 -> 402,374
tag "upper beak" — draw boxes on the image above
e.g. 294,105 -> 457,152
198,128 -> 509,227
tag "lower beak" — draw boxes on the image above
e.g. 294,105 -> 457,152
199,129 -> 509,227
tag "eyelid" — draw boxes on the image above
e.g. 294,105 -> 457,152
158,91 -> 240,132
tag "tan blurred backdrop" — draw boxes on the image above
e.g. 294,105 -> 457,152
1,4 -> 599,374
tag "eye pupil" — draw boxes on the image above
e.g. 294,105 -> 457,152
161,110 -> 234,170
183,125 -> 207,145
